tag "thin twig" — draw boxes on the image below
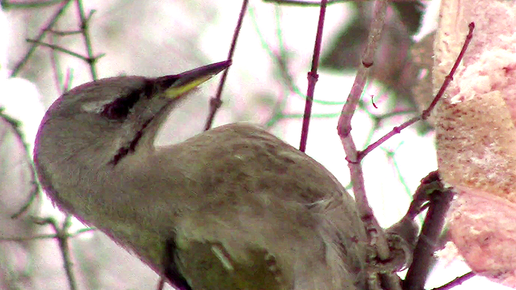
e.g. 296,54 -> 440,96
337,0 -> 389,259
10,2 -> 102,288
49,34 -> 64,93
264,0 -> 418,6
10,0 -> 73,77
204,0 -> 249,131
76,0 -> 99,80
299,0 -> 327,152
263,0 -> 345,6
33,216 -> 78,290
0,109 -> 39,220
1,0 -> 64,9
432,272 -> 475,290
0,227 -> 95,241
25,39 -> 88,61
9,185 -> 38,219
358,22 -> 475,161
46,28 -> 83,36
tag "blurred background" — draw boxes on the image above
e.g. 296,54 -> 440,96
0,0 -> 510,289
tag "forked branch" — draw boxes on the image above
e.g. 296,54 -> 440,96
337,0 -> 390,261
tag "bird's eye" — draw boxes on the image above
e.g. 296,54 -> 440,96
101,89 -> 143,120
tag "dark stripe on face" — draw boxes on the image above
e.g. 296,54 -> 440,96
101,79 -> 155,120
109,118 -> 152,166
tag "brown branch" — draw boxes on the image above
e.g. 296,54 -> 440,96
204,0 -> 249,131
403,176 -> 454,290
357,22 -> 475,161
432,272 -> 475,290
299,0 -> 327,152
337,0 -> 389,259
264,0 -> 419,6
263,0 -> 346,6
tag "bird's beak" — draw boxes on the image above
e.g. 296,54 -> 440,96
156,60 -> 231,100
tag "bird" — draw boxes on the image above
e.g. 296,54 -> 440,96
33,60 -> 368,290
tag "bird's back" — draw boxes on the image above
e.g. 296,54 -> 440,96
143,123 -> 368,290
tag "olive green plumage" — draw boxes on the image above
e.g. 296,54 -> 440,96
34,61 -> 367,290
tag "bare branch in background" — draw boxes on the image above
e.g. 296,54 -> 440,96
204,0 -> 249,131
10,0 -> 73,77
299,0 -> 328,152
337,0 -> 389,262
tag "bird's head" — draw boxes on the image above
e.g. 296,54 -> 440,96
34,61 -> 230,169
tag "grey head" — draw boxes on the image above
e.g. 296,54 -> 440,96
33,60 -> 230,225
